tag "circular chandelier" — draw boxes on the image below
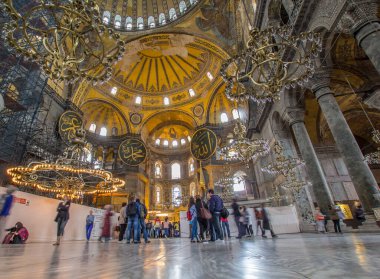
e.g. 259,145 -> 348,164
220,25 -> 322,103
261,141 -> 304,177
219,120 -> 270,166
1,0 -> 125,84
365,129 -> 380,165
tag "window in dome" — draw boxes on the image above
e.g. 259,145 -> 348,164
189,88 -> 195,97
111,86 -> 118,95
221,112 -> 228,123
169,8 -> 177,20
148,16 -> 155,28
171,163 -> 181,179
99,127 -> 107,136
187,135 -> 191,142
172,140 -> 178,147
89,123 -> 96,133
163,140 -> 169,146
103,11 -> 110,25
159,13 -> 166,25
114,15 -> 121,29
232,109 -> 239,119
180,138 -> 186,145
125,17 -> 133,30
155,139 -> 160,145
135,96 -> 142,104
111,127 -> 118,136
137,17 -> 144,29
179,1 -> 187,13
164,97 -> 170,105
207,72 -> 214,80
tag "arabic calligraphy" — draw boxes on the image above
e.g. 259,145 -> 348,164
58,111 -> 83,144
118,138 -> 147,166
191,128 -> 217,160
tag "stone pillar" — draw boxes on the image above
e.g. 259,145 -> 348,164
340,1 -> 380,74
112,148 -> 118,170
286,109 -> 334,212
311,76 -> 380,212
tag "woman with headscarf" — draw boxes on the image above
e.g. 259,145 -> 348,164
53,197 -> 71,245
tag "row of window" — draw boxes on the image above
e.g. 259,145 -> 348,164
221,109 -> 240,123
155,183 -> 197,206
102,1 -> 198,30
155,159 -> 195,179
88,124 -> 118,137
155,136 -> 191,147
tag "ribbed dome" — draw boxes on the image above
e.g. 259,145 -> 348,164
98,0 -> 199,31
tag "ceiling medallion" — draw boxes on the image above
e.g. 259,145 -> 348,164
219,120 -> 269,167
220,25 -> 322,103
365,129 -> 380,164
190,128 -> 217,161
261,141 -> 304,177
118,138 -> 147,166
130,113 -> 142,125
193,104 -> 204,118
1,0 -> 125,84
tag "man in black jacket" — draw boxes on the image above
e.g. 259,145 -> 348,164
207,189 -> 224,241
231,199 -> 244,238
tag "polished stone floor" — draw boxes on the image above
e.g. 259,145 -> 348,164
0,233 -> 379,279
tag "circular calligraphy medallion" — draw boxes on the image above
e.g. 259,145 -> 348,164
58,111 -> 83,144
130,113 -> 142,125
190,128 -> 217,161
118,138 -> 147,166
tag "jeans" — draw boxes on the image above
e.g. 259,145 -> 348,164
257,220 -> 264,235
190,220 -> 198,241
86,223 -> 93,241
126,215 -> 140,243
333,220 -> 342,233
57,218 -> 68,236
119,223 -> 127,241
210,212 -> 223,240
164,228 -> 169,237
235,216 -> 245,237
155,228 -> 160,238
138,219 -> 149,242
222,221 -> 230,238
197,218 -> 207,240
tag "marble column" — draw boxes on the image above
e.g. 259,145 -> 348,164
286,109 -> 334,212
312,77 -> 380,212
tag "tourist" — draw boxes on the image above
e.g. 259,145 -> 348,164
2,221 -> 28,244
207,189 -> 224,241
255,208 -> 264,236
0,185 -> 17,235
146,221 -> 153,237
126,196 -> 140,244
355,205 -> 366,222
85,210 -> 95,241
261,204 -> 277,238
189,197 -> 199,243
99,205 -> 113,242
336,206 -> 345,231
221,216 -> 231,239
163,217 -> 170,238
174,222 -> 180,237
118,202 -> 127,242
231,198 -> 244,238
136,198 -> 150,243
154,218 -> 161,238
169,221 -> 173,237
53,197 -> 71,245
195,196 -> 208,241
240,206 -> 251,237
328,205 -> 341,233
315,207 -> 326,233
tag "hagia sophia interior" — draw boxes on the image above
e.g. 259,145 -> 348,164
0,0 -> 379,278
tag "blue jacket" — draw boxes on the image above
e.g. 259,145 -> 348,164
0,194 -> 14,217
208,195 -> 223,213
190,204 -> 197,222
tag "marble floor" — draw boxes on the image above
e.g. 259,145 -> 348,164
0,233 -> 379,279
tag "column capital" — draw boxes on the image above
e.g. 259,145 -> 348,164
308,71 -> 333,100
284,108 -> 305,127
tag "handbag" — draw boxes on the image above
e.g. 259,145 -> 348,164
200,201 -> 212,220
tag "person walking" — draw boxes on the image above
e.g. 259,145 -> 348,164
126,196 -> 139,244
328,205 -> 341,234
118,202 -> 127,242
221,216 -> 231,239
53,197 -> 71,245
174,222 -> 180,237
0,186 -> 17,235
261,204 -> 277,238
255,208 -> 264,236
85,210 -> 95,241
154,218 -> 161,238
195,196 -> 208,241
136,198 -> 150,243
207,189 -> 224,241
337,206 -> 345,233
99,205 -> 113,242
189,197 -> 200,243
231,199 -> 244,239
355,205 -> 366,223
163,217 -> 170,239
315,207 -> 326,233
240,206 -> 251,237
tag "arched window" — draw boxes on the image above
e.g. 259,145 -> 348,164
172,185 -> 181,206
233,171 -> 246,192
155,161 -> 162,178
207,72 -> 214,80
171,162 -> 181,179
156,186 -> 161,203
180,138 -> 186,145
155,139 -> 160,145
111,86 -> 118,95
135,96 -> 142,104
99,127 -> 107,136
164,97 -> 170,105
179,1 -> 187,13
232,109 -> 239,119
172,140 -> 178,147
190,182 -> 196,197
111,127 -> 118,136
148,16 -> 155,28
137,17 -> 144,29
169,8 -> 177,20
221,112 -> 228,123
103,11 -> 110,25
188,158 -> 195,176
89,123 -> 96,133
125,17 -> 133,30
114,15 -> 121,29
159,13 -> 166,25
189,88 -> 195,97
163,140 -> 169,146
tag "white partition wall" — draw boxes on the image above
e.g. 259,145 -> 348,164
266,206 -> 300,234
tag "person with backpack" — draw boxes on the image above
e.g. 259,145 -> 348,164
207,189 -> 224,241
125,196 -> 139,244
136,198 -> 150,243
355,205 -> 366,223
118,202 -> 127,242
